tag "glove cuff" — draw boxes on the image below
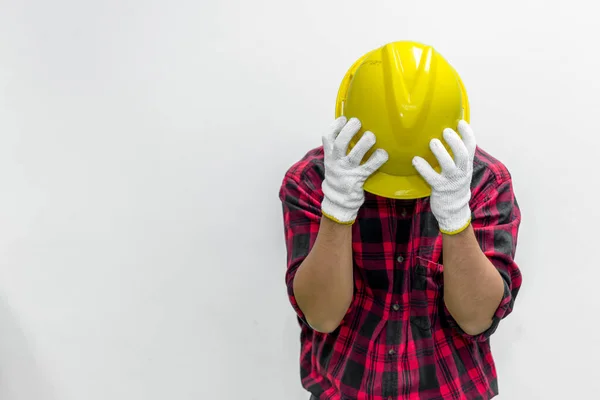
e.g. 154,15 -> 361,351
321,197 -> 358,225
437,205 -> 472,235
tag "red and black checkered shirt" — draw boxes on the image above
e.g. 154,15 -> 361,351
279,146 -> 522,400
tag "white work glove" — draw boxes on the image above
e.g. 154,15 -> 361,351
412,120 -> 476,235
321,117 -> 389,224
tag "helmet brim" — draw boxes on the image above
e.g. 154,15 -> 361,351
363,165 -> 441,199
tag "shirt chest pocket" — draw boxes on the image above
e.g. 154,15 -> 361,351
410,256 -> 444,331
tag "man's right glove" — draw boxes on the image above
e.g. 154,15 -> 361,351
321,117 -> 389,224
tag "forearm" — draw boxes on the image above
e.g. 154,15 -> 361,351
292,217 -> 354,333
442,225 -> 504,335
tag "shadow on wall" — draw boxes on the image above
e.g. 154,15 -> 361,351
0,294 -> 58,400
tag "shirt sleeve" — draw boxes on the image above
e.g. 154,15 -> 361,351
278,171 -> 323,326
444,176 -> 523,342
279,170 -> 358,329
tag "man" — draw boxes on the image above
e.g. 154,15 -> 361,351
279,42 -> 521,399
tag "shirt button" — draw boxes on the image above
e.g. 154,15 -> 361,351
388,348 -> 396,355
392,303 -> 400,311
396,255 -> 404,263
401,209 -> 407,217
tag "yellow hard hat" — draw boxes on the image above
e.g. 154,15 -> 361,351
335,41 -> 470,199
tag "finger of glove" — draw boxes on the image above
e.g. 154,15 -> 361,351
430,138 -> 456,174
412,156 -> 442,186
443,128 -> 469,171
323,117 -> 347,154
347,131 -> 376,165
361,149 -> 388,175
457,120 -> 476,158
333,118 -> 361,159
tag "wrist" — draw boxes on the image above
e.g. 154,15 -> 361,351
320,215 -> 355,234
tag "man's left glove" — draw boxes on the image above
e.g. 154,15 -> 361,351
412,120 -> 476,235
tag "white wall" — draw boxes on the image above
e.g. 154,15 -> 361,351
0,0 -> 598,399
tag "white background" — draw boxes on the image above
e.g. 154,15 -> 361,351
0,0 -> 597,399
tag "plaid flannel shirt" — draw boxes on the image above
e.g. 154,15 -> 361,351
279,146 -> 522,400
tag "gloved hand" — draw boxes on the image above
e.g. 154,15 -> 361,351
412,120 -> 476,235
321,117 -> 389,224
